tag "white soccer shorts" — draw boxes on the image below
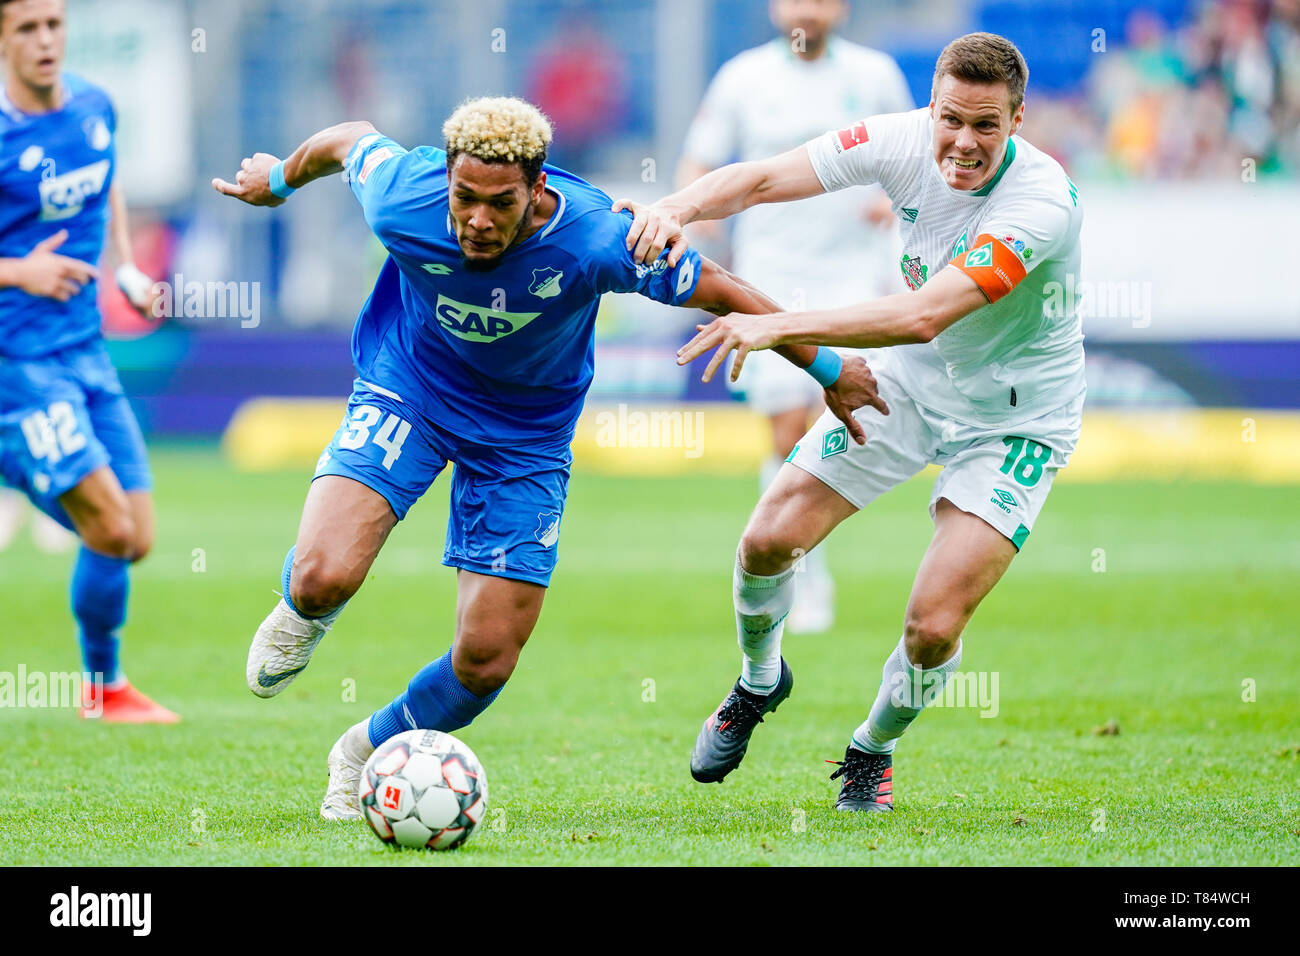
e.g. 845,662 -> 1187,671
786,358 -> 1084,549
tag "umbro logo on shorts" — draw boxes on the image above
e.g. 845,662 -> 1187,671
991,488 -> 1018,513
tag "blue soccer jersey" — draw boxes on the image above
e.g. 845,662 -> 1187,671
0,73 -> 116,359
342,133 -> 703,444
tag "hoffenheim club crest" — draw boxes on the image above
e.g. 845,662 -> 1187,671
529,267 -> 563,299
534,512 -> 561,548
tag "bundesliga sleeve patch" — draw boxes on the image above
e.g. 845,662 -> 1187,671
951,233 -> 1027,303
358,146 -> 395,184
833,120 -> 869,153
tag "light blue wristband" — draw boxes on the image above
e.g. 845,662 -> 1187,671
805,347 -> 843,387
268,161 -> 296,199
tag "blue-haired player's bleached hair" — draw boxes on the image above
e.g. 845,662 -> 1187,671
442,96 -> 553,185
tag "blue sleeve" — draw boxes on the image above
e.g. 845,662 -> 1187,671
590,209 -> 702,306
343,133 -> 442,249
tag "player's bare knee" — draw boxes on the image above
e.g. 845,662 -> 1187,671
903,613 -> 961,665
738,525 -> 800,575
291,554 -> 357,617
130,529 -> 154,563
84,513 -> 136,559
453,644 -> 516,697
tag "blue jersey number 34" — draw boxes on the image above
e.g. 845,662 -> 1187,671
338,405 -> 411,469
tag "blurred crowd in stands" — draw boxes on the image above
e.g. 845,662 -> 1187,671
1025,0 -> 1300,178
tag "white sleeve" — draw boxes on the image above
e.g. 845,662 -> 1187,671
680,61 -> 742,168
805,110 -> 920,194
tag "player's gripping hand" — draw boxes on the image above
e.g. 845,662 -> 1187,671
15,230 -> 98,302
823,354 -> 889,446
678,311 -> 783,384
612,198 -> 690,268
212,153 -> 287,207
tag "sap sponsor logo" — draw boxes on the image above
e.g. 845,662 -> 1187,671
534,512 -> 561,548
49,886 -> 151,936
433,294 -> 541,342
38,159 -> 109,221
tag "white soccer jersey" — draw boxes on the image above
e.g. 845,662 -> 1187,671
681,37 -> 913,307
807,108 -> 1086,425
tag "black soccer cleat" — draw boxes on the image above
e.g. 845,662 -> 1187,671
690,659 -> 793,783
828,745 -> 893,812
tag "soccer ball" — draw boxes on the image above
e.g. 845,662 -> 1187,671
359,729 -> 488,850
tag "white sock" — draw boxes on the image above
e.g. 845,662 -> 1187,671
852,635 -> 963,754
342,718 -> 374,764
734,553 -> 795,694
759,454 -> 782,493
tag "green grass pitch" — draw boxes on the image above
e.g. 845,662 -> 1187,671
1,445 -> 1297,866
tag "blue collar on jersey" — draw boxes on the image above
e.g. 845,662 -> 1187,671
443,182 -> 567,247
0,78 -> 74,123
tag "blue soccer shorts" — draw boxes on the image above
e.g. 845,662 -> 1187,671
313,379 -> 571,587
0,339 -> 152,529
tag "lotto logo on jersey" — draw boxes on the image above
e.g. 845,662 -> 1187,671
833,120 -> 869,153
38,159 -> 110,221
433,295 -> 543,343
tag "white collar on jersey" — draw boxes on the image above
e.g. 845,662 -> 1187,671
0,78 -> 74,123
443,182 -> 567,244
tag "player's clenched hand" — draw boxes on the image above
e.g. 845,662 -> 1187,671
16,230 -> 98,302
677,312 -> 780,384
823,354 -> 888,446
611,198 -> 690,268
212,153 -> 286,207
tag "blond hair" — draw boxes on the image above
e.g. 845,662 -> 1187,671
442,96 -> 553,182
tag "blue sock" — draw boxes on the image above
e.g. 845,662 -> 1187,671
368,650 -> 502,747
70,546 -> 129,685
280,545 -> 345,621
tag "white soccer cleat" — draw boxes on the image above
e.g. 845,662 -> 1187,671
321,720 -> 373,821
246,598 -> 334,698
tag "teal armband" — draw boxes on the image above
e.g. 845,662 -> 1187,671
269,161 -> 296,199
805,347 -> 843,387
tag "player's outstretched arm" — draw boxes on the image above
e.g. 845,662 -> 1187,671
211,120 -> 378,206
684,257 -> 887,442
679,265 -> 990,384
107,184 -> 160,317
614,145 -> 826,267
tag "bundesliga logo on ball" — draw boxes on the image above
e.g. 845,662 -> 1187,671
360,730 -> 488,850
